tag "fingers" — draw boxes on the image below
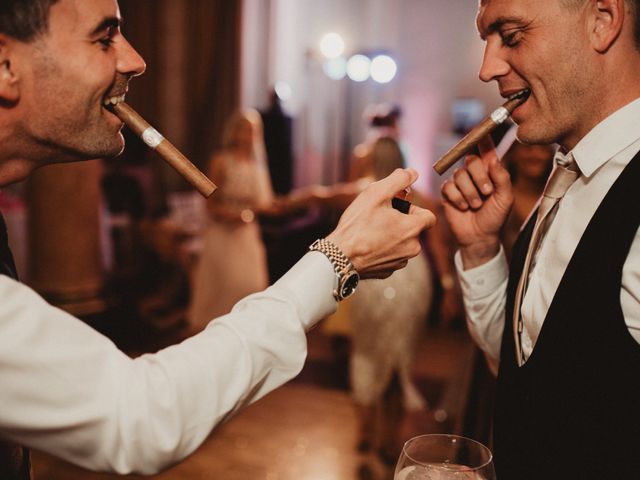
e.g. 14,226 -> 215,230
371,168 -> 418,199
326,168 -> 436,280
488,152 -> 512,194
477,135 -> 498,164
408,203 -> 437,230
441,135 -> 505,210
442,160 -> 486,211
454,166 -> 483,209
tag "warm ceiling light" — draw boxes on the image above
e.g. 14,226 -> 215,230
319,32 -> 345,59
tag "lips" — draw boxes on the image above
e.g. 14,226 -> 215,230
508,88 -> 530,102
502,88 -> 531,101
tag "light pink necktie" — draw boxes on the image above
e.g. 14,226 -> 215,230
512,154 -> 580,365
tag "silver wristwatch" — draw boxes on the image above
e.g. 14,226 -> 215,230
309,238 -> 360,301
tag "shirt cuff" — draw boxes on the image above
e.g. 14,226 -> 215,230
271,251 -> 338,330
454,246 -> 509,300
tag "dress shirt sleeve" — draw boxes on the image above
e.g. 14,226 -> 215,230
454,247 -> 509,373
0,252 -> 336,474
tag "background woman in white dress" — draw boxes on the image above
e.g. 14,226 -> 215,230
280,137 -> 450,465
188,109 -> 274,331
346,137 -> 433,465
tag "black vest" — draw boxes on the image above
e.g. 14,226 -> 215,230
0,213 -> 32,480
494,152 -> 640,479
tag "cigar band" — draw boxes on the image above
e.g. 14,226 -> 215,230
490,106 -> 509,125
141,127 -> 165,149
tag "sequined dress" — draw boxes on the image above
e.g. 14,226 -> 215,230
349,254 -> 433,410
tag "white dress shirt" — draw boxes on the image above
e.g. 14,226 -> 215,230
456,97 -> 640,372
0,252 -> 336,474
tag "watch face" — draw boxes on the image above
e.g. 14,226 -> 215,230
340,272 -> 359,299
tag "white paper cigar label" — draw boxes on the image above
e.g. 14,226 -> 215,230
490,106 -> 509,125
141,127 -> 164,149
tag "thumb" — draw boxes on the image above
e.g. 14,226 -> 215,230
373,168 -> 418,198
488,154 -> 512,196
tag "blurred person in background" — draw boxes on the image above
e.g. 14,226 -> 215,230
188,109 -> 274,331
500,140 -> 555,261
279,136 -> 459,467
260,88 -> 294,196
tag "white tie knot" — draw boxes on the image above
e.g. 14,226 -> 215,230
543,161 -> 580,200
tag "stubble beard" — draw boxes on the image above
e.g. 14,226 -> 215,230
28,47 -> 125,163
517,75 -> 587,148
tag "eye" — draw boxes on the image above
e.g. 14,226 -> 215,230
97,25 -> 117,50
99,37 -> 114,48
501,29 -> 523,48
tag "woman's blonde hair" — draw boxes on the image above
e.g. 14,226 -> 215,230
370,136 -> 406,180
220,108 -> 273,203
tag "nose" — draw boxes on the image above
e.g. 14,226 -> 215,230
478,39 -> 510,83
116,35 -> 146,78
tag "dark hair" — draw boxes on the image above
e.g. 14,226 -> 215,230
0,0 -> 59,42
368,103 -> 402,128
627,0 -> 639,47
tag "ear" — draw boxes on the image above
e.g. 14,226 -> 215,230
588,0 -> 625,53
0,35 -> 20,104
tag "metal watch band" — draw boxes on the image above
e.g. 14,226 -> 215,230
309,238 -> 359,301
309,239 -> 353,275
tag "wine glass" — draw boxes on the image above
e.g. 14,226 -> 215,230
394,434 -> 496,480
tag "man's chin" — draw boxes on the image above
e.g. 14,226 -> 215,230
514,123 -> 557,146
70,141 -> 124,162
94,133 -> 126,159
109,141 -> 126,159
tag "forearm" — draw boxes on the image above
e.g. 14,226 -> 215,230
0,253 -> 337,474
454,247 -> 509,372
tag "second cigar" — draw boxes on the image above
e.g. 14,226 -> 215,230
432,89 -> 530,175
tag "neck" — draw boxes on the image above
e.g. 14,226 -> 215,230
0,113 -> 49,185
0,121 -> 91,186
561,45 -> 640,150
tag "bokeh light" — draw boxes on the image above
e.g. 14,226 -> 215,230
323,57 -> 347,80
370,55 -> 397,83
346,54 -> 371,82
319,33 -> 345,59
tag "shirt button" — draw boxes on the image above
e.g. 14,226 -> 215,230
476,278 -> 485,286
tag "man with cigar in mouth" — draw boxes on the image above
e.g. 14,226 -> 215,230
441,0 -> 640,477
0,0 -> 435,477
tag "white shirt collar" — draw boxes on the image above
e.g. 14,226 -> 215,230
571,97 -> 640,178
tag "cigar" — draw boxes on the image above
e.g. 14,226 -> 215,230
432,89 -> 531,175
113,102 -> 217,197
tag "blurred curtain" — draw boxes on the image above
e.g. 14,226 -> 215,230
118,0 -> 242,185
184,0 -> 243,166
